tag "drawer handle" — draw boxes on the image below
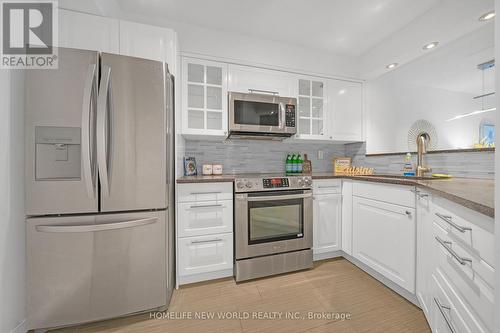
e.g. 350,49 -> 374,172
191,238 -> 223,244
435,213 -> 471,233
411,189 -> 429,198
435,236 -> 472,265
434,298 -> 456,333
190,191 -> 222,195
190,204 -> 224,209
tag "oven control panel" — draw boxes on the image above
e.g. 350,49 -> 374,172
263,178 -> 289,189
235,176 -> 312,192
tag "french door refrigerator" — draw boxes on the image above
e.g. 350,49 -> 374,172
24,48 -> 175,330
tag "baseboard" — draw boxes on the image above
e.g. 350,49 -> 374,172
10,319 -> 26,333
342,253 -> 421,308
178,269 -> 233,286
313,250 -> 343,261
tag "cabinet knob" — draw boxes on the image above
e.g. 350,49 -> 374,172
405,211 -> 412,216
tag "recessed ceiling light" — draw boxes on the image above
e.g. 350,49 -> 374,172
422,42 -> 439,50
386,63 -> 398,69
479,11 -> 495,21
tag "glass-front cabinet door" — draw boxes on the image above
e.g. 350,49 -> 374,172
182,57 -> 228,137
296,77 -> 327,139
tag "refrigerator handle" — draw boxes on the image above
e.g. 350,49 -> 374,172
36,217 -> 158,233
97,65 -> 113,197
81,64 -> 97,198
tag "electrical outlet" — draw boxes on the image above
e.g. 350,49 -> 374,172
317,150 -> 324,160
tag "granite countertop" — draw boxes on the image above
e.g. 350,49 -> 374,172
177,173 -> 494,218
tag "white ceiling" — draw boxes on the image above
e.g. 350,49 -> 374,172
59,0 -> 495,79
114,0 -> 440,57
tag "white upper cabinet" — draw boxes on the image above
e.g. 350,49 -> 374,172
228,65 -> 296,97
119,21 -> 177,72
296,77 -> 327,139
59,9 -> 119,53
182,58 -> 228,137
328,79 -> 363,142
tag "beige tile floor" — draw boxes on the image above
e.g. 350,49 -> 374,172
50,258 -> 431,333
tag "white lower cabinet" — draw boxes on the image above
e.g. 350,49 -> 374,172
177,183 -> 233,285
416,190 -> 433,318
178,233 -> 233,278
177,200 -> 233,237
352,195 -> 416,292
417,193 -> 495,333
313,193 -> 342,258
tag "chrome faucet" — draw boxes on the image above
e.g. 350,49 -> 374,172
416,134 -> 432,177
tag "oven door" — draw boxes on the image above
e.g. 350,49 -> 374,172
235,190 -> 313,259
229,92 -> 287,134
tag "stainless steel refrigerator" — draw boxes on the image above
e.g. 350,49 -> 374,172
24,48 -> 175,330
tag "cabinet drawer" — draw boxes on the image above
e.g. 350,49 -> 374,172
433,199 -> 494,268
432,221 -> 494,330
312,179 -> 341,194
178,200 -> 233,237
431,269 -> 489,333
353,181 -> 415,208
178,183 -> 233,203
178,233 -> 233,277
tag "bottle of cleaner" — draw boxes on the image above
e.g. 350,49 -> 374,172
403,153 -> 415,177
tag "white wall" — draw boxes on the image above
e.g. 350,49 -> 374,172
366,25 -> 495,154
494,1 -> 500,333
0,71 -> 26,333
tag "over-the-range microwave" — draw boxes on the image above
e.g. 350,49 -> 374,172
228,91 -> 297,140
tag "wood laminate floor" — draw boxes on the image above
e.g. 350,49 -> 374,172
50,258 -> 431,333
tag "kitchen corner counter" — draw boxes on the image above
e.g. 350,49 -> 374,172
313,173 -> 494,218
177,173 -> 494,218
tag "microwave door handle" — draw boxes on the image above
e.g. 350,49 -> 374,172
279,103 -> 285,129
248,193 -> 312,202
97,65 -> 113,197
81,64 -> 97,198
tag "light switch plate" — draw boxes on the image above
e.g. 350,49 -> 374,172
317,150 -> 324,160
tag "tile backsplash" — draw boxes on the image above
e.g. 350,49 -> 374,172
183,139 -> 346,174
182,140 -> 494,179
346,143 -> 494,179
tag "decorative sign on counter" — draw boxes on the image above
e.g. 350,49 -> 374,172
333,157 -> 352,174
337,166 -> 375,176
333,157 -> 374,175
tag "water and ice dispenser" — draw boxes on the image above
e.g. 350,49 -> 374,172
35,126 -> 81,180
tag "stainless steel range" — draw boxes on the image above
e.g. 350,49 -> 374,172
234,175 -> 313,282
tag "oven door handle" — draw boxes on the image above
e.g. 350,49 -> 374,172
247,193 -> 312,202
